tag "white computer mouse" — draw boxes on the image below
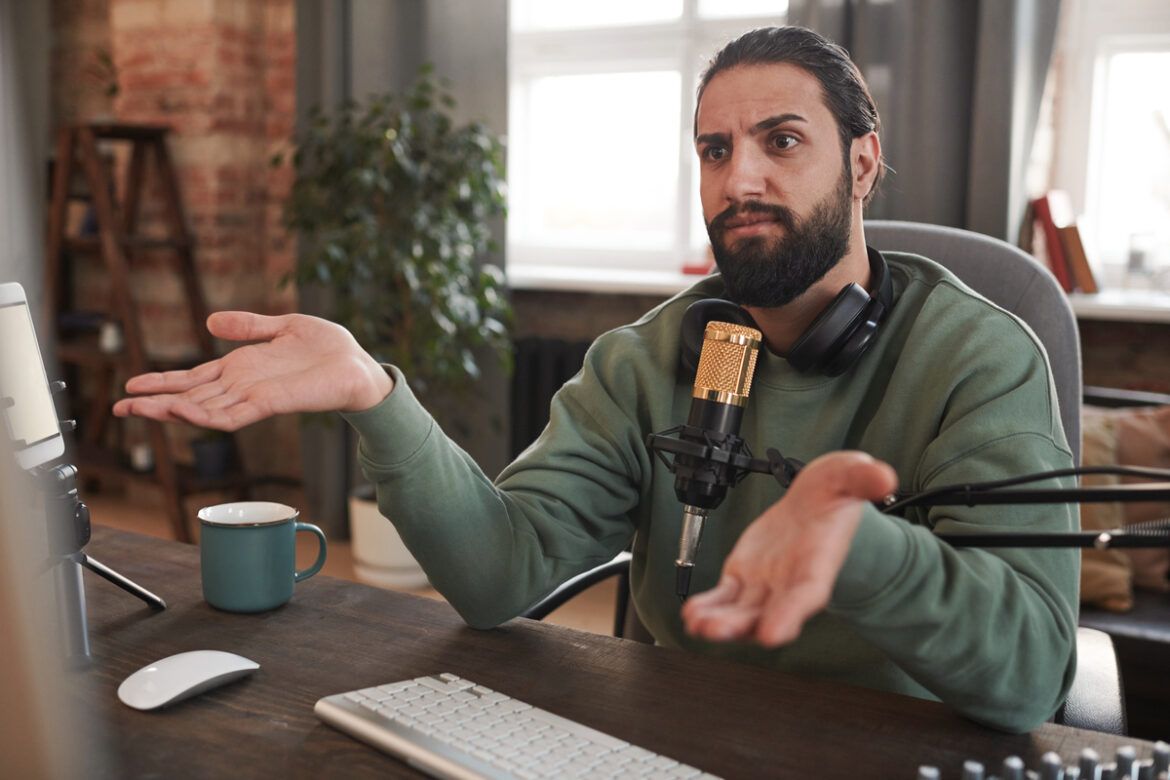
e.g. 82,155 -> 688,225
117,650 -> 259,711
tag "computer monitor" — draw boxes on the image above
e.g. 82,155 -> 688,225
0,282 -> 65,471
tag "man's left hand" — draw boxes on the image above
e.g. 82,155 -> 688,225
681,451 -> 898,647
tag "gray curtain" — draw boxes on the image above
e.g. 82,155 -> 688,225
790,0 -> 1061,242
0,1 -> 50,318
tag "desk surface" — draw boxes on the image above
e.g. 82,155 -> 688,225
80,526 -> 1152,779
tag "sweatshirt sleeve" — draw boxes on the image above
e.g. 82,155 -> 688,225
827,325 -> 1078,733
341,357 -> 644,629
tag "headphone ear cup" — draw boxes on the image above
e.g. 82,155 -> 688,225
786,283 -> 869,373
822,313 -> 879,376
679,299 -> 759,375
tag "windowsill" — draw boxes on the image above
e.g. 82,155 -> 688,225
1068,289 -> 1170,323
507,268 -> 1170,324
507,265 -> 700,296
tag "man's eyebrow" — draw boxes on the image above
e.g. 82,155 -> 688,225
752,113 -> 807,133
694,131 -> 729,146
694,114 -> 808,145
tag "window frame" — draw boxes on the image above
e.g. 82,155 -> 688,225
1050,0 -> 1170,282
506,2 -> 790,290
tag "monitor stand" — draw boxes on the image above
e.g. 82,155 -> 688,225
38,460 -> 165,666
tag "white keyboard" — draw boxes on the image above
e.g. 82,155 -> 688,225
314,673 -> 721,780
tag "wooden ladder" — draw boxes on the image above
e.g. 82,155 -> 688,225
46,123 -> 224,543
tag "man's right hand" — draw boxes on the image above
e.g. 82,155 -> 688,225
112,312 -> 394,431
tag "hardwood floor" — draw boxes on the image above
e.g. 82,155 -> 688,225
83,486 -> 620,636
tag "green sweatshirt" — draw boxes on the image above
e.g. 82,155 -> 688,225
342,252 -> 1079,733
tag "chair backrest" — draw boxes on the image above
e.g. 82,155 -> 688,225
865,220 -> 1083,464
866,222 -> 1129,735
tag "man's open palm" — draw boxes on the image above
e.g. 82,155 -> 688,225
681,451 -> 898,647
113,312 -> 393,431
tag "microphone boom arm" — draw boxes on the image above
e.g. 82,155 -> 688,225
647,426 -> 1170,549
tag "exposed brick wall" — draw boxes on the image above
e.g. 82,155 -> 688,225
51,0 -> 116,127
1080,320 -> 1170,395
108,0 -> 297,323
51,0 -> 302,486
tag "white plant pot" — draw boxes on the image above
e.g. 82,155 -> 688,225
348,491 -> 430,590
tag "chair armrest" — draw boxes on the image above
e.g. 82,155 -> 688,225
1053,626 -> 1127,735
520,552 -> 632,622
1084,385 -> 1170,408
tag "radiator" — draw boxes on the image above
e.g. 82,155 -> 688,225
510,338 -> 591,458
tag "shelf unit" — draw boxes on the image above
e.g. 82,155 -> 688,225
44,123 -> 292,542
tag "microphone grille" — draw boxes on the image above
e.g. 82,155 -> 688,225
694,321 -> 762,401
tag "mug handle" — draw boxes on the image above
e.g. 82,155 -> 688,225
294,522 -> 328,583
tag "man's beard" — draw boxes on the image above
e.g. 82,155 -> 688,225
706,172 -> 853,308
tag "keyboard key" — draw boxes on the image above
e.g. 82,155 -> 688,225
376,681 -> 415,695
417,676 -> 457,693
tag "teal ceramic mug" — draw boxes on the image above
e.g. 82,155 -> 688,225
198,502 -> 327,613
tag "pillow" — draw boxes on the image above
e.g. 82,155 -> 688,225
1079,404 -> 1170,613
1113,405 -> 1170,592
1079,408 -> 1134,612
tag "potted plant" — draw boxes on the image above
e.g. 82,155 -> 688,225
280,65 -> 511,589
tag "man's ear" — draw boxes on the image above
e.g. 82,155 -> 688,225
850,132 -> 881,202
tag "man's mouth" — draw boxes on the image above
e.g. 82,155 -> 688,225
710,202 -> 795,240
723,212 -> 778,230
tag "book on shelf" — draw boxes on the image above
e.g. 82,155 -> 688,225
1018,199 -> 1036,255
1030,191 -> 1075,292
1058,221 -> 1099,294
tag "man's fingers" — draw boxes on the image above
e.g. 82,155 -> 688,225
113,394 -> 259,432
843,455 -> 899,500
112,397 -> 184,424
685,601 -> 761,642
124,360 -> 222,395
202,390 -> 243,411
798,451 -> 899,503
207,311 -> 292,343
682,574 -> 742,613
163,397 -> 264,431
755,579 -> 832,647
185,382 -> 230,406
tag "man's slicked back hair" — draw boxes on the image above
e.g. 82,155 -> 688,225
696,26 -> 886,204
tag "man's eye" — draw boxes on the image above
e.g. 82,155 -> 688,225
770,134 -> 798,150
702,146 -> 728,162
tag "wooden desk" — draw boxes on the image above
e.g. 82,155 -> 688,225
80,527 -> 1153,778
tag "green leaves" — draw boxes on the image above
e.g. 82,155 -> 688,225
283,65 -> 512,399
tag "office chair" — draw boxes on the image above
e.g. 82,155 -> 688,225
865,221 -> 1122,735
524,220 -> 1126,734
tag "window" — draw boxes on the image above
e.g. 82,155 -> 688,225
1086,48 -> 1170,276
507,1 -> 790,291
1050,0 -> 1170,290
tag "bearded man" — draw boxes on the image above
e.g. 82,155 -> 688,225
116,26 -> 1078,733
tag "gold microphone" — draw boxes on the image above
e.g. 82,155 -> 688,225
674,321 -> 762,599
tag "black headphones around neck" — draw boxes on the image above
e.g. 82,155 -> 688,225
680,246 -> 894,377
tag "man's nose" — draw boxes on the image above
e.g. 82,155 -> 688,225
723,146 -> 767,202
